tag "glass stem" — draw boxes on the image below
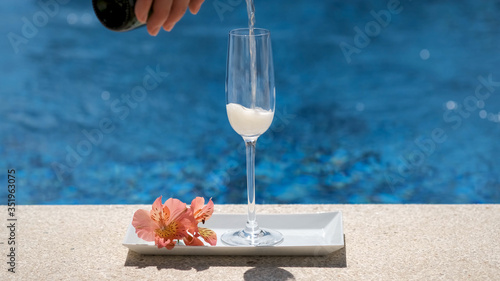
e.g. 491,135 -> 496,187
244,139 -> 260,237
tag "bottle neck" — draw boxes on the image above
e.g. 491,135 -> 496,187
92,0 -> 144,32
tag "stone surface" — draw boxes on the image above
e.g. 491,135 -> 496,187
1,205 -> 499,280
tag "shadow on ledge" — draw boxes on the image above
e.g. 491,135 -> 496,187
244,267 -> 295,281
124,235 -> 347,272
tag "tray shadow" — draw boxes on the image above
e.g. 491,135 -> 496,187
124,235 -> 347,271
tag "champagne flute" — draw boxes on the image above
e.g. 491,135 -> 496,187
221,28 -> 284,246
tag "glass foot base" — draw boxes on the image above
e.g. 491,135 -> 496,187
221,228 -> 284,246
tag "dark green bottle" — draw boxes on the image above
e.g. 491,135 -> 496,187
92,0 -> 145,32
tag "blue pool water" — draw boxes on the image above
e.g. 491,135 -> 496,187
1,0 -> 499,204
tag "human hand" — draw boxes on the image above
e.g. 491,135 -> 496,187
135,0 -> 205,36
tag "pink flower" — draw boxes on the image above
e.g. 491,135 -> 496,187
132,196 -> 217,249
186,197 -> 217,246
132,196 -> 193,249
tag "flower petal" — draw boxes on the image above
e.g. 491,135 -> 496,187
150,196 -> 168,224
184,208 -> 199,234
198,227 -> 217,246
190,197 -> 204,213
164,198 -> 187,223
183,235 -> 205,246
164,241 -> 177,250
132,209 -> 158,242
155,236 -> 176,249
156,221 -> 184,240
192,197 -> 214,224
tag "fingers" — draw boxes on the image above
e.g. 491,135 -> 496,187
135,0 -> 153,23
189,0 -> 205,15
138,0 -> 205,36
147,0 -> 173,36
163,0 -> 190,31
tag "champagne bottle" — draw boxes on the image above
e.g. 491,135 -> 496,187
92,0 -> 145,32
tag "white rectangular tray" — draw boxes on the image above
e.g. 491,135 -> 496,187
123,211 -> 344,256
